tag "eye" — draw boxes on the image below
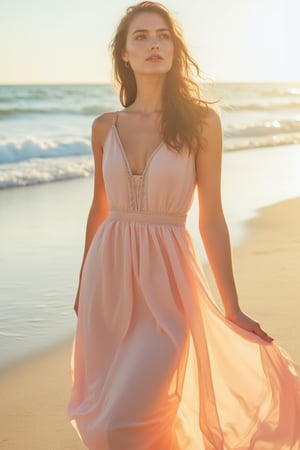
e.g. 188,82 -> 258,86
135,34 -> 146,40
159,32 -> 170,40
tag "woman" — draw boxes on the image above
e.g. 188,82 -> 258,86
68,2 -> 300,449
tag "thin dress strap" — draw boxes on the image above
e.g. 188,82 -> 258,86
112,111 -> 119,127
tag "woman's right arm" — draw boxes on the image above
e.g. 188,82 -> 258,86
73,114 -> 111,315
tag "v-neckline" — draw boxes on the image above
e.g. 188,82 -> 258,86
113,121 -> 163,178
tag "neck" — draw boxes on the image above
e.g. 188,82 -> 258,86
130,74 -> 165,113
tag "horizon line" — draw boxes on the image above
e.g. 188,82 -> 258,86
0,79 -> 299,87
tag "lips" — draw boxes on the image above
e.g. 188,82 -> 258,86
146,54 -> 163,61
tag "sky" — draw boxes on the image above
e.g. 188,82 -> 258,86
1,0 -> 299,84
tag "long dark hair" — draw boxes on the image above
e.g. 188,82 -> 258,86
110,1 -> 211,154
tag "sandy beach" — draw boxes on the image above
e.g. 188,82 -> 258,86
0,195 -> 299,450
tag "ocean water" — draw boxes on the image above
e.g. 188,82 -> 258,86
0,82 -> 300,188
1,82 -> 300,371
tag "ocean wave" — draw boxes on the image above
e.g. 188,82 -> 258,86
225,119 -> 300,138
0,137 -> 91,164
82,105 -> 113,115
262,87 -> 300,97
0,155 -> 93,188
1,136 -> 299,189
224,133 -> 300,152
0,88 -> 66,102
222,100 -> 300,112
2,100 -> 298,117
2,102 -> 295,118
0,105 -> 108,118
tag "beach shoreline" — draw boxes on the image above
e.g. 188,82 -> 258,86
0,195 -> 299,449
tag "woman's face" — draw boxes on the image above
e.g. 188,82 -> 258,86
123,12 -> 174,76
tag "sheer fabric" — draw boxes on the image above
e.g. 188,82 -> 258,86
68,113 -> 300,449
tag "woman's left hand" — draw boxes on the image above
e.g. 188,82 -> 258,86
225,309 -> 274,343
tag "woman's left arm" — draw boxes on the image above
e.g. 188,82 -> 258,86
196,108 -> 273,343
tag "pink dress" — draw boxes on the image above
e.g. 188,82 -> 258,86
68,112 -> 300,450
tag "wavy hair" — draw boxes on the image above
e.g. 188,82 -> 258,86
110,1 -> 211,154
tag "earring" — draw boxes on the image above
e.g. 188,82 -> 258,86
124,61 -> 130,68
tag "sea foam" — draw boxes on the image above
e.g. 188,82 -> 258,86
0,136 -> 91,164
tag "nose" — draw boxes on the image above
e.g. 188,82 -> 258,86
150,36 -> 159,50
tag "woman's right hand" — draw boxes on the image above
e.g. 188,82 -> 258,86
225,309 -> 274,343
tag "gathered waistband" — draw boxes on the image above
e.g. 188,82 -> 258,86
108,210 -> 187,226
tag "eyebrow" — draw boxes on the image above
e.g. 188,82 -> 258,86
131,28 -> 170,35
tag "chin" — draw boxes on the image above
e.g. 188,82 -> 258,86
138,66 -> 172,76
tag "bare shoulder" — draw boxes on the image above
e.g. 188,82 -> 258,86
91,112 -> 116,149
202,105 -> 222,134
197,105 -> 222,155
